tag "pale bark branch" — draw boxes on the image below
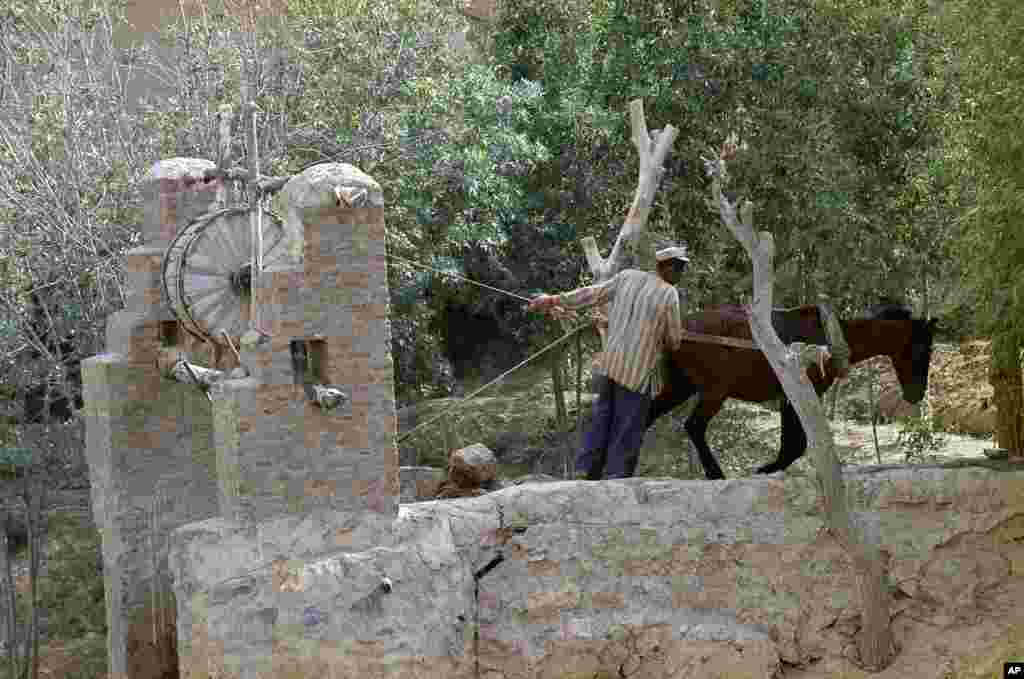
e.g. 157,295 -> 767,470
710,156 -> 895,671
597,100 -> 679,279
572,100 -> 678,388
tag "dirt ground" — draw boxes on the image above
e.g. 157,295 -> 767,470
731,402 -> 993,473
927,340 -> 999,436
402,339 -> 1006,479
747,338 -> 1000,461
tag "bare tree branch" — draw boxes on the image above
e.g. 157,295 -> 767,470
709,148 -> 895,671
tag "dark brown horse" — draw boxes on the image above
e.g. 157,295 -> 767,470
644,302 -> 937,480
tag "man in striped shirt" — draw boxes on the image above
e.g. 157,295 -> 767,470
528,245 -> 689,479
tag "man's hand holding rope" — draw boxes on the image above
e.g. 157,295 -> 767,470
529,294 -> 609,329
528,294 -> 575,322
526,294 -> 559,313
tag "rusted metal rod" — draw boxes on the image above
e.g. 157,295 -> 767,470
201,166 -> 291,194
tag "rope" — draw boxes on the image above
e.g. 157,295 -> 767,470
387,253 -> 536,302
220,329 -> 242,365
386,252 -> 772,449
575,326 -> 583,479
679,329 -> 756,350
249,102 -> 261,332
389,252 -> 760,349
397,322 -> 590,445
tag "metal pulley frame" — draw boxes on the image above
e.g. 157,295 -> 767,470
161,206 -> 285,345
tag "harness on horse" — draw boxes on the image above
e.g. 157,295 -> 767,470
672,303 -> 851,377
816,303 -> 850,378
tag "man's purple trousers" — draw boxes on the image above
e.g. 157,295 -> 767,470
577,373 -> 651,480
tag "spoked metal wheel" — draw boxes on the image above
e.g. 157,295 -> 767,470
161,206 -> 285,345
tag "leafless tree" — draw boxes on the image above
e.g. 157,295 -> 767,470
708,138 -> 896,670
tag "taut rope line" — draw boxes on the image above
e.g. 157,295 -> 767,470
388,252 -> 595,446
385,253 -> 797,446
385,253 -> 757,348
396,322 -> 590,445
387,253 -> 536,302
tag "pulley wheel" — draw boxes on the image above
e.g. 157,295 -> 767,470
161,206 -> 285,345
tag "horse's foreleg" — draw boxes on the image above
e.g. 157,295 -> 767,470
756,399 -> 806,474
685,397 -> 726,480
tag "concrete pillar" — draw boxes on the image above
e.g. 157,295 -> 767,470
84,158 -> 223,679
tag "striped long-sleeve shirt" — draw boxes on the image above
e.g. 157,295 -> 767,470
555,269 -> 684,397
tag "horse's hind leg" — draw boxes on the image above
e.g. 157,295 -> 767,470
646,372 -> 697,429
756,399 -> 806,474
685,397 -> 726,480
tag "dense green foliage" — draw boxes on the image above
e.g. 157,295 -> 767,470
0,0 -> 998,423
936,0 -> 1024,358
486,0 -> 960,315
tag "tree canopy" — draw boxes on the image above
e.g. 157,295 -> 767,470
0,0 -> 993,424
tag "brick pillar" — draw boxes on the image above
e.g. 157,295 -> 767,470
212,162 -> 398,552
84,158 -> 223,679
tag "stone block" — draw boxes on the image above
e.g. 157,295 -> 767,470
448,443 -> 498,488
141,157 -> 220,245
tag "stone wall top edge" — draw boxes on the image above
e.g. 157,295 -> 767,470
123,244 -> 169,256
82,352 -> 129,366
396,468 -> 1024,520
170,469 -> 1022,545
145,157 -> 216,180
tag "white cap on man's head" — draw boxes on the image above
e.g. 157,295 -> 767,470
656,245 -> 690,263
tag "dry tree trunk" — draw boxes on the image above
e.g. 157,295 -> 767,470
708,145 -> 895,671
990,332 -> 1024,458
574,101 -> 678,394
551,350 -> 567,428
580,102 -> 679,282
538,100 -> 677,476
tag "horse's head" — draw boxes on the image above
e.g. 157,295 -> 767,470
868,302 -> 937,403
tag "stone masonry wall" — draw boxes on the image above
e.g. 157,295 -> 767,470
86,153 -> 1024,679
211,163 -> 398,542
83,158 -> 225,679
169,466 -> 1024,678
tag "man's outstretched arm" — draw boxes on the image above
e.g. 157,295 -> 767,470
527,272 -> 621,312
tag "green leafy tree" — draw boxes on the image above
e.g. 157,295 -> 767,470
484,0 -> 957,317
936,0 -> 1024,457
